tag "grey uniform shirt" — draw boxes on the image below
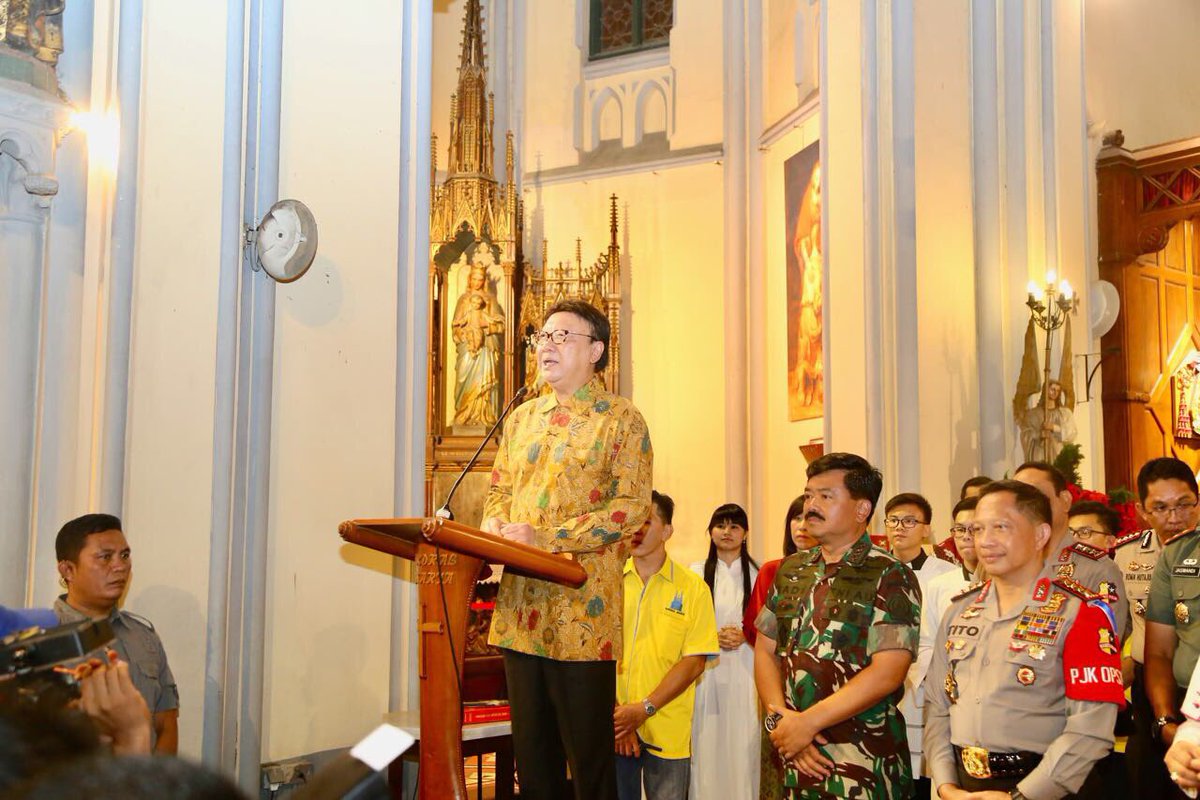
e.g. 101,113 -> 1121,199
1041,541 -> 1130,641
1112,528 -> 1162,664
924,580 -> 1120,800
54,598 -> 179,737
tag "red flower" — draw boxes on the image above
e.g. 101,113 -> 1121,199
599,641 -> 613,660
611,511 -> 627,525
490,468 -> 500,486
526,609 -> 541,630
589,489 -> 602,503
550,410 -> 570,427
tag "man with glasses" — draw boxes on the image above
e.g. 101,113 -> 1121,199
1137,459 -> 1200,798
1014,462 -> 1129,640
483,298 -> 654,800
883,493 -> 955,798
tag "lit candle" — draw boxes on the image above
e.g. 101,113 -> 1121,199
1058,279 -> 1073,300
1027,280 -> 1040,303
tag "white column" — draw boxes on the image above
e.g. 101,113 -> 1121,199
0,80 -> 67,606
392,0 -> 432,715
722,0 -> 749,504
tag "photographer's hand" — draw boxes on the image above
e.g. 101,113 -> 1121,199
79,652 -> 152,755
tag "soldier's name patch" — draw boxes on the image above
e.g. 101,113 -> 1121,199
1173,565 -> 1200,578
947,624 -> 980,638
1012,610 -> 1064,644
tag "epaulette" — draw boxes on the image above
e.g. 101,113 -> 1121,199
1114,529 -> 1148,549
952,580 -> 988,602
119,610 -> 157,632
1053,576 -> 1101,602
1067,541 -> 1109,561
1165,528 -> 1199,547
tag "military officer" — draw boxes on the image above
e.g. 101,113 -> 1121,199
754,453 -> 921,800
925,480 -> 1125,800
1014,462 -> 1130,640
1116,458 -> 1200,796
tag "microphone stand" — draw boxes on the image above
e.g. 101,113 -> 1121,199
434,385 -> 528,521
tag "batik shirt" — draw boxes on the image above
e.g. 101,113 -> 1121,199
756,534 -> 921,799
484,377 -> 653,661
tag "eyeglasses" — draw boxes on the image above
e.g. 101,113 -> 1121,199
884,516 -> 925,530
527,329 -> 598,348
1145,501 -> 1199,519
949,524 -> 972,537
1069,526 -> 1110,541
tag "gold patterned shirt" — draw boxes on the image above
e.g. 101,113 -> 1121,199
484,377 -> 653,661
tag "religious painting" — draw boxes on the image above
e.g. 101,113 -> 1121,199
442,236 -> 508,434
1172,351 -> 1200,441
784,141 -> 823,421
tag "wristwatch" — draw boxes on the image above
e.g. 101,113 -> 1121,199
641,698 -> 657,718
764,711 -> 783,733
1155,715 -> 1183,741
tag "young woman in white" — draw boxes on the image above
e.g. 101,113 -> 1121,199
689,503 -> 760,799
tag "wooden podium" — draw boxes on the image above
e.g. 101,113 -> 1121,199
338,517 -> 587,800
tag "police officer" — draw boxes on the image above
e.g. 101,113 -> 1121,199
925,480 -> 1124,800
1116,458 -> 1200,797
1014,462 -> 1130,640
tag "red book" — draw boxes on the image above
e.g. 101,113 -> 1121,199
463,701 -> 510,724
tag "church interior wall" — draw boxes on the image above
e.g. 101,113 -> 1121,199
261,0 -> 406,762
1085,0 -> 1200,152
11,0 -> 1200,788
119,0 -> 227,758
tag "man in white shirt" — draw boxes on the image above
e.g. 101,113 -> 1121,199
884,492 -> 957,798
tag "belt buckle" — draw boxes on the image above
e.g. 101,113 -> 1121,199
961,746 -> 992,779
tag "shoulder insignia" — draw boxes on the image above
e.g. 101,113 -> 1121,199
1068,542 -> 1108,561
1165,528 -> 1198,547
952,580 -> 988,602
1114,529 -> 1146,548
1053,576 -> 1101,602
119,610 -> 157,632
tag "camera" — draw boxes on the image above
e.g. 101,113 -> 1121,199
0,618 -> 115,710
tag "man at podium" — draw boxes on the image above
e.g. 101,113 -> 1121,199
482,299 -> 654,800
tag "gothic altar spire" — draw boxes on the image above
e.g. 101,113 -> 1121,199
447,0 -> 494,177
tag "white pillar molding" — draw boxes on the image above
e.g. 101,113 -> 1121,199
391,0 -> 432,716
0,77 -> 68,606
746,0 -> 767,560
722,0 -> 749,505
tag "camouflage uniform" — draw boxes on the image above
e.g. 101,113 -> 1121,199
756,533 -> 921,799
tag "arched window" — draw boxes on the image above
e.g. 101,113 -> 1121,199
589,0 -> 673,60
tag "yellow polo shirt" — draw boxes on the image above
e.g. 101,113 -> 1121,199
617,557 -> 719,759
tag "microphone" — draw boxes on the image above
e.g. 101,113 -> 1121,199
434,385 -> 529,521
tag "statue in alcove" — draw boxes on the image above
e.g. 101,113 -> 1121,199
450,243 -> 505,427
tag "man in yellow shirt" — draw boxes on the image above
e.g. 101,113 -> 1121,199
483,299 -> 653,800
614,491 -> 719,800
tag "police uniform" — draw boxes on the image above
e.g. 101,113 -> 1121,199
54,597 -> 179,747
924,577 -> 1124,799
1113,528 -> 1167,797
1043,541 -> 1130,641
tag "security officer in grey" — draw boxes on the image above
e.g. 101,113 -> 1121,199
1014,462 -> 1130,640
54,513 -> 180,753
1116,457 -> 1200,797
925,481 -> 1125,800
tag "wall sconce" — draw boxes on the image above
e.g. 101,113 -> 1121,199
67,108 -> 120,174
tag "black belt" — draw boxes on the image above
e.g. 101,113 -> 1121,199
953,745 -> 1039,786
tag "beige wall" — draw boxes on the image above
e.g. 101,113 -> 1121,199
1086,0 -> 1200,151
264,0 -> 405,761
120,1 -> 226,757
